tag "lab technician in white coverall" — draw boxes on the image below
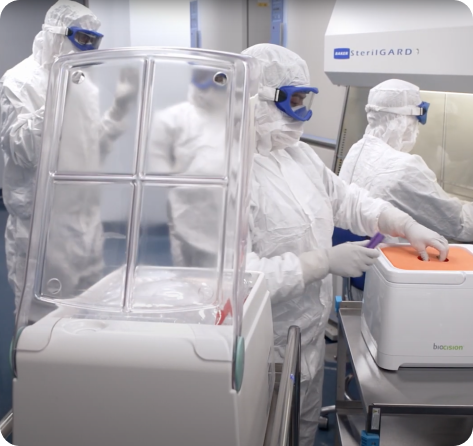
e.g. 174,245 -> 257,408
242,44 -> 449,445
339,79 -> 473,243
147,65 -> 228,269
0,0 -> 137,312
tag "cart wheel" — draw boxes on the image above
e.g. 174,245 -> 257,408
318,416 -> 329,430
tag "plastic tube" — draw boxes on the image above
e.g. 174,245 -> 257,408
366,232 -> 385,249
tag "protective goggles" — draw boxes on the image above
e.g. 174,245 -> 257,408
191,67 -> 228,90
365,101 -> 430,125
43,25 -> 103,51
259,85 -> 319,121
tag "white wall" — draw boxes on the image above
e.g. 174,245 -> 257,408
88,0 -> 131,48
129,0 -> 190,47
88,0 -> 190,48
248,0 -> 271,47
198,0 -> 246,52
0,0 -> 59,77
286,0 -> 346,167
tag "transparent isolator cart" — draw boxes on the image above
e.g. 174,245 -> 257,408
11,47 -> 275,446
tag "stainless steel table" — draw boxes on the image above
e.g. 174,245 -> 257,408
336,301 -> 473,445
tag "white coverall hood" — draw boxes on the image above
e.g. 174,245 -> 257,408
33,0 -> 101,69
241,44 -> 308,156
365,79 -> 422,153
241,43 -> 393,446
0,1 -> 110,313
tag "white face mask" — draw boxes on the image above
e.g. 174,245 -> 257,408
254,100 -> 304,156
399,119 -> 420,153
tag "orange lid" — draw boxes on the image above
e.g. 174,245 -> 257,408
381,246 -> 473,271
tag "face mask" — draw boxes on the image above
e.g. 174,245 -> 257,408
254,100 -> 304,155
399,120 -> 420,153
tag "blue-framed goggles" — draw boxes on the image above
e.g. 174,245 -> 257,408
67,26 -> 103,51
365,101 -> 430,125
42,24 -> 103,51
274,86 -> 319,122
416,101 -> 430,125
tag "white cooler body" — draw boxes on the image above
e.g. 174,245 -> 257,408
362,244 -> 473,371
13,273 -> 274,446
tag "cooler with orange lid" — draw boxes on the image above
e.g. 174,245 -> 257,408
361,244 -> 473,371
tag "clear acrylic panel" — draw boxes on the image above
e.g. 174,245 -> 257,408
17,48 -> 259,336
145,61 -> 229,177
57,59 -> 144,175
443,93 -> 473,199
131,184 -> 224,318
332,86 -> 369,174
39,182 -> 133,309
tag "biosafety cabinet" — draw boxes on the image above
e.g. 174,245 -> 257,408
11,48 -> 275,446
325,0 -> 473,204
325,3 -> 473,444
325,0 -> 473,365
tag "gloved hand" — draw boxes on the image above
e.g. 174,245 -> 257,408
327,241 -> 380,278
299,241 -> 380,286
378,207 -> 449,261
110,67 -> 140,120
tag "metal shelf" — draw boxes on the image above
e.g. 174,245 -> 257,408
336,412 -> 473,446
0,410 -> 12,439
336,301 -> 473,444
339,304 -> 473,410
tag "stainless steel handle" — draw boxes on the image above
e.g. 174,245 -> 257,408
0,409 -> 13,439
269,325 -> 301,446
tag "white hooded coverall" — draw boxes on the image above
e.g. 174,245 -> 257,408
241,44 -> 400,446
147,80 -> 228,268
339,79 -> 473,242
0,0 -> 130,311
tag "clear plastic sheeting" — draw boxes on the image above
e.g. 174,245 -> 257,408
16,48 -> 259,336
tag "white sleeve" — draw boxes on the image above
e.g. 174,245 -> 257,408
246,198 -> 305,306
0,85 -> 44,169
98,107 -> 127,158
246,250 -> 306,306
323,166 -> 392,236
379,157 -> 473,242
146,112 -> 176,173
458,204 -> 473,242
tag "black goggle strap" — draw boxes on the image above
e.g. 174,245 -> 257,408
274,89 -> 287,103
258,86 -> 287,103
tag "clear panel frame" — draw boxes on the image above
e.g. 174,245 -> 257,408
15,48 -> 260,377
